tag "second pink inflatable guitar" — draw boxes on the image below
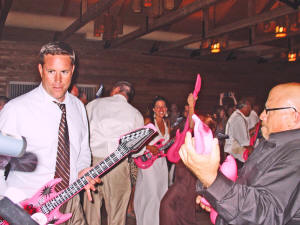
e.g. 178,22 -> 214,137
167,74 -> 201,163
134,138 -> 174,169
0,124 -> 157,225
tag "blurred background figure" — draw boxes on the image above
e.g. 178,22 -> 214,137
0,96 -> 10,111
69,83 -> 79,97
79,91 -> 88,105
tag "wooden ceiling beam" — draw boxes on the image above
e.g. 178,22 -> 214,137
59,0 -> 71,16
197,29 -> 300,57
0,0 -> 12,39
104,0 -> 219,49
260,0 -> 276,13
55,0 -> 118,41
156,6 -> 300,53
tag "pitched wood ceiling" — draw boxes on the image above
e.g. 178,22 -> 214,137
1,0 -> 300,62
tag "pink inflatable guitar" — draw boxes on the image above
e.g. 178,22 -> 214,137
0,124 -> 157,225
134,138 -> 175,169
167,74 -> 201,163
193,115 -> 237,224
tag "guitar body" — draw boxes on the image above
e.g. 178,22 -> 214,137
134,139 -> 174,169
0,124 -> 157,225
20,178 -> 72,225
0,178 -> 71,225
134,152 -> 167,169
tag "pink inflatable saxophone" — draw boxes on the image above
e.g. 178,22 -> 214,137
167,74 -> 201,163
193,115 -> 237,224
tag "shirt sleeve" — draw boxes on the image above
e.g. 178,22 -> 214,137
199,150 -> 300,225
131,110 -> 146,157
77,104 -> 92,173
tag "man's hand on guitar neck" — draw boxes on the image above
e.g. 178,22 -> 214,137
78,168 -> 102,202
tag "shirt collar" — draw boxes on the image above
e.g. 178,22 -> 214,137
112,94 -> 127,102
268,128 -> 300,146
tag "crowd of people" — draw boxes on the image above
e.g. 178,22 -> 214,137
0,41 -> 300,225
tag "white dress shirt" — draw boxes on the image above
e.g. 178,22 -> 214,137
224,110 -> 250,162
247,110 -> 259,130
0,83 -> 91,202
86,94 -> 144,158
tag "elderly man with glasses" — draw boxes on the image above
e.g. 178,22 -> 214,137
179,82 -> 300,225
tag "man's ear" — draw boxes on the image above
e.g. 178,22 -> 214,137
110,87 -> 120,96
38,64 -> 43,78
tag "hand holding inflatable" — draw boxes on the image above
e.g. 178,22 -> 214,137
167,74 -> 201,163
193,114 -> 237,224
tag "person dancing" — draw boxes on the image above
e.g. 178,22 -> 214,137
134,96 -> 170,225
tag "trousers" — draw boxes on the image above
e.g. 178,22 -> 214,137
83,157 -> 131,225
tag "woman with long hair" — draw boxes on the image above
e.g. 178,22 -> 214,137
134,96 -> 170,225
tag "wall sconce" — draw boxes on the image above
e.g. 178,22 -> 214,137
211,42 -> 221,53
288,51 -> 297,62
275,25 -> 287,38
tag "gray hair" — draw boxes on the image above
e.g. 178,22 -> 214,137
112,81 -> 135,102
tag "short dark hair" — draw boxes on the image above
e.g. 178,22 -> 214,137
39,41 -> 76,66
112,81 -> 135,102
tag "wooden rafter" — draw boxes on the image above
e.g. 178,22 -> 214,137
55,0 -> 119,41
60,0 -> 71,16
0,0 -> 12,39
156,6 -> 300,53
260,0 -> 276,13
148,0 -> 183,53
198,29 -> 300,57
104,0 -> 219,49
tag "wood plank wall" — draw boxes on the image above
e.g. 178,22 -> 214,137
1,40 -> 300,116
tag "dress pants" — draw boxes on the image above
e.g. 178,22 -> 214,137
60,195 -> 87,225
83,157 -> 131,225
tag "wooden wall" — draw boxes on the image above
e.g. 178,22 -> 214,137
1,40 -> 300,116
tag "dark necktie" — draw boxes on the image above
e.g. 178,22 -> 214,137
54,102 -> 70,192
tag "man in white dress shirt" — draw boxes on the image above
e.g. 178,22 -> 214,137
0,42 -> 99,225
83,81 -> 144,225
224,98 -> 252,168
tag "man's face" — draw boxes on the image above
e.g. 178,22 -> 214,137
38,54 -> 74,102
259,89 -> 295,139
240,101 -> 252,117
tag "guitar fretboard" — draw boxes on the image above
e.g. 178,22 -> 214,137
40,127 -> 155,215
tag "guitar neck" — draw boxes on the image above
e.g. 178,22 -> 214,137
41,145 -> 128,212
159,139 -> 175,152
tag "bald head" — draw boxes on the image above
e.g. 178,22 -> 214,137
260,83 -> 300,139
269,83 -> 300,110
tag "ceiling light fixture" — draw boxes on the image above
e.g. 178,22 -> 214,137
288,51 -> 297,62
275,25 -> 287,38
211,42 -> 221,53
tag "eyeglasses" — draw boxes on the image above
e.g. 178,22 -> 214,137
264,106 -> 298,113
